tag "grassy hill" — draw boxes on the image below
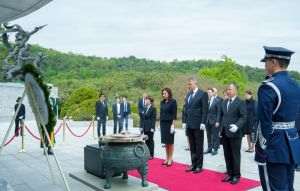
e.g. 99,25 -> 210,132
1,43 -> 300,122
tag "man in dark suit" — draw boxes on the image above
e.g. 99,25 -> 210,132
112,96 -> 123,134
121,96 -> 131,132
141,96 -> 156,158
183,77 -> 208,173
138,93 -> 147,128
218,83 -> 246,184
14,97 -> 25,137
95,94 -> 108,137
205,88 -> 221,155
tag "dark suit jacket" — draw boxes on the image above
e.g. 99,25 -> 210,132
219,97 -> 247,138
112,103 -> 123,119
138,98 -> 145,115
15,104 -> 25,119
160,99 -> 177,121
121,102 -> 131,117
183,89 -> 208,129
182,103 -> 187,123
142,106 -> 156,132
207,97 -> 221,126
96,101 -> 108,119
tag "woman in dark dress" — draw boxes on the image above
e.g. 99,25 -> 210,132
160,88 -> 177,166
141,96 -> 156,159
244,90 -> 257,152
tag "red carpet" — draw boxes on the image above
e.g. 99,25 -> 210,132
129,158 -> 260,191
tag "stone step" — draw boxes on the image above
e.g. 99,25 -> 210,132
69,171 -> 166,191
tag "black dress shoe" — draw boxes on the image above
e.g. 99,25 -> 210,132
192,167 -> 203,173
230,177 -> 240,184
47,148 -> 54,155
185,166 -> 195,172
204,150 -> 212,154
222,175 -> 232,182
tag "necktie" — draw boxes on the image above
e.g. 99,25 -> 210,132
125,103 -> 127,112
188,92 -> 194,104
227,99 -> 232,112
209,98 -> 212,109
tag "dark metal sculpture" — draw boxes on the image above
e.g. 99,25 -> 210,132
85,133 -> 150,189
1,23 -> 46,79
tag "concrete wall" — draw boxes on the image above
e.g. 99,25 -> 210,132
0,82 -> 58,122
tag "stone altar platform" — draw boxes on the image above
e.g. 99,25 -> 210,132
69,171 -> 164,191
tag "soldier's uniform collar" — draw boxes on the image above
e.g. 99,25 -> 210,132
271,71 -> 288,77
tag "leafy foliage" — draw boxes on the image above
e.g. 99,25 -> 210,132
61,87 -> 98,121
199,56 -> 248,94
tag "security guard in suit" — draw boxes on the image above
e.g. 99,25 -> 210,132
14,97 -> 26,136
255,46 -> 300,191
96,94 -> 108,137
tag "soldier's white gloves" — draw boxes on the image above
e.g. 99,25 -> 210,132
229,124 -> 238,133
170,124 -> 175,134
200,123 -> 206,130
96,117 -> 100,120
106,116 -> 109,121
182,123 -> 186,129
150,128 -> 155,133
19,116 -> 24,120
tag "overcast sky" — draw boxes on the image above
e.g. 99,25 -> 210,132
15,0 -> 300,71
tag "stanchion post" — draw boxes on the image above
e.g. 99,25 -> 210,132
92,115 -> 96,139
63,116 -> 66,142
19,121 -> 26,153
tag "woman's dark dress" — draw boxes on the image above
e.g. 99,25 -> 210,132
160,99 -> 177,144
244,98 -> 257,141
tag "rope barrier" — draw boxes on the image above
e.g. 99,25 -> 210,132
4,134 -> 16,146
54,123 -> 63,136
24,123 -> 63,140
3,128 -> 21,146
3,117 -> 94,146
65,121 -> 92,138
25,125 -> 41,140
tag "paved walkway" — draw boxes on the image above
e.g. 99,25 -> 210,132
0,120 -> 299,191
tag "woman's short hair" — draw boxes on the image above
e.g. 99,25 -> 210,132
161,87 -> 173,99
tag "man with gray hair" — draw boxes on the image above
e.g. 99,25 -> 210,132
218,83 -> 246,184
183,77 -> 208,173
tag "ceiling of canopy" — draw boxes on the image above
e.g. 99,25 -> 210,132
0,0 -> 52,24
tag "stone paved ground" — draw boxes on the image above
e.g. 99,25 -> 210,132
0,120 -> 299,191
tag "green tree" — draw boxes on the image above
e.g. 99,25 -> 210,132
61,87 -> 98,120
199,56 -> 248,94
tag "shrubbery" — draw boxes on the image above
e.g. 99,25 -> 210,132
61,87 -> 98,121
